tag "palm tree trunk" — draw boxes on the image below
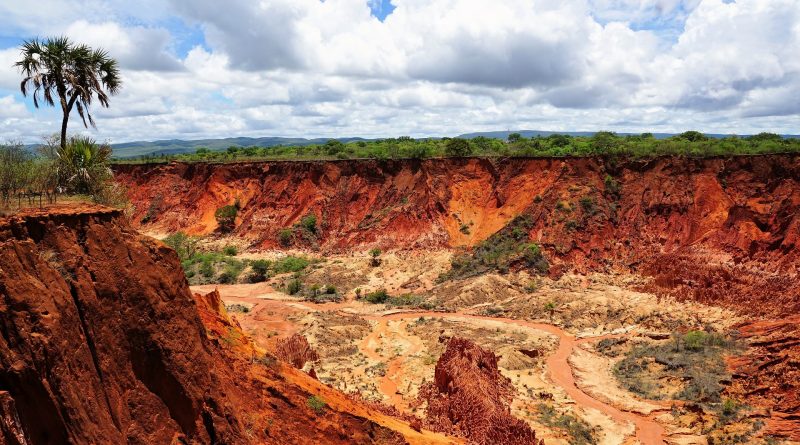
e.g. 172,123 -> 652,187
60,112 -> 69,149
59,93 -> 78,149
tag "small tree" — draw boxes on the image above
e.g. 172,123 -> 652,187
300,214 -> 317,234
507,133 -> 522,143
369,248 -> 382,267
444,138 -> 473,157
544,301 -> 556,323
215,204 -> 238,232
278,228 -> 293,246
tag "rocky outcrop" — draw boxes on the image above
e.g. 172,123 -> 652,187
417,337 -> 543,445
728,316 -> 800,441
0,205 -> 434,445
275,334 -> 319,370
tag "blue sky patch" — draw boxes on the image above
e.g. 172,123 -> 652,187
368,0 -> 395,21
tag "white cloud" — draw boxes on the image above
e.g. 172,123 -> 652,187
65,21 -> 183,71
0,95 -> 27,118
0,0 -> 799,143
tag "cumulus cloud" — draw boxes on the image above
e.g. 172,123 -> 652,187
0,0 -> 798,143
65,21 -> 183,71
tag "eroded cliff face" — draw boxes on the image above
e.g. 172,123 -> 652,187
116,156 -> 800,316
116,156 -> 800,440
0,205 -> 439,445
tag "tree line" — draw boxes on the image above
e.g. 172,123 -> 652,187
0,136 -> 125,209
118,131 -> 800,164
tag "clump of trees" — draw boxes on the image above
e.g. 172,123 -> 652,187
120,130 -> 800,165
0,136 -> 124,209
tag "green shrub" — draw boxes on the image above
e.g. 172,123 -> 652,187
278,228 -> 293,246
579,196 -> 596,215
388,294 -> 423,307
287,279 -> 302,295
223,245 -> 238,256
200,260 -> 214,278
251,259 -> 270,278
369,248 -> 382,267
226,303 -> 250,313
218,260 -> 245,284
273,256 -> 310,274
307,395 -> 327,414
162,232 -> 198,261
444,138 -> 473,157
537,404 -> 596,445
684,330 -> 707,351
614,332 -> 738,404
215,204 -> 238,232
300,214 -> 317,234
439,215 -> 547,280
364,289 -> 389,304
604,174 -> 621,197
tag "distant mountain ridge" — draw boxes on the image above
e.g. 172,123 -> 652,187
105,131 -> 799,158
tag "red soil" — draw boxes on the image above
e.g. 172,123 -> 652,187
116,155 -> 800,438
0,205 -> 456,445
116,156 -> 800,315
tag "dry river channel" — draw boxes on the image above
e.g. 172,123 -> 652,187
195,284 -> 670,444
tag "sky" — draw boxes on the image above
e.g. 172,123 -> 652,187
0,0 -> 798,144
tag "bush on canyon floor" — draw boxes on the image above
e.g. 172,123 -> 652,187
440,214 -> 548,280
613,330 -> 740,405
164,233 -> 310,285
362,289 -> 389,304
286,279 -> 302,295
272,256 -> 311,274
537,404 -> 597,445
369,248 -> 382,267
249,259 -> 270,282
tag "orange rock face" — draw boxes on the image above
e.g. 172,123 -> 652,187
117,155 -> 800,314
0,205 -> 434,445
417,337 -> 543,445
728,316 -> 800,441
275,333 -> 320,370
117,155 -> 800,439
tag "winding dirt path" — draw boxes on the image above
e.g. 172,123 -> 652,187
202,285 -> 667,444
364,311 -> 667,445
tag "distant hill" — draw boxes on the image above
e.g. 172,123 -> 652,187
110,136 -> 369,158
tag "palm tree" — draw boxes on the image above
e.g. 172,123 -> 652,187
16,36 -> 121,148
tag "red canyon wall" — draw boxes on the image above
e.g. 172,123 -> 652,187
0,205 -> 438,445
116,155 -> 800,316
